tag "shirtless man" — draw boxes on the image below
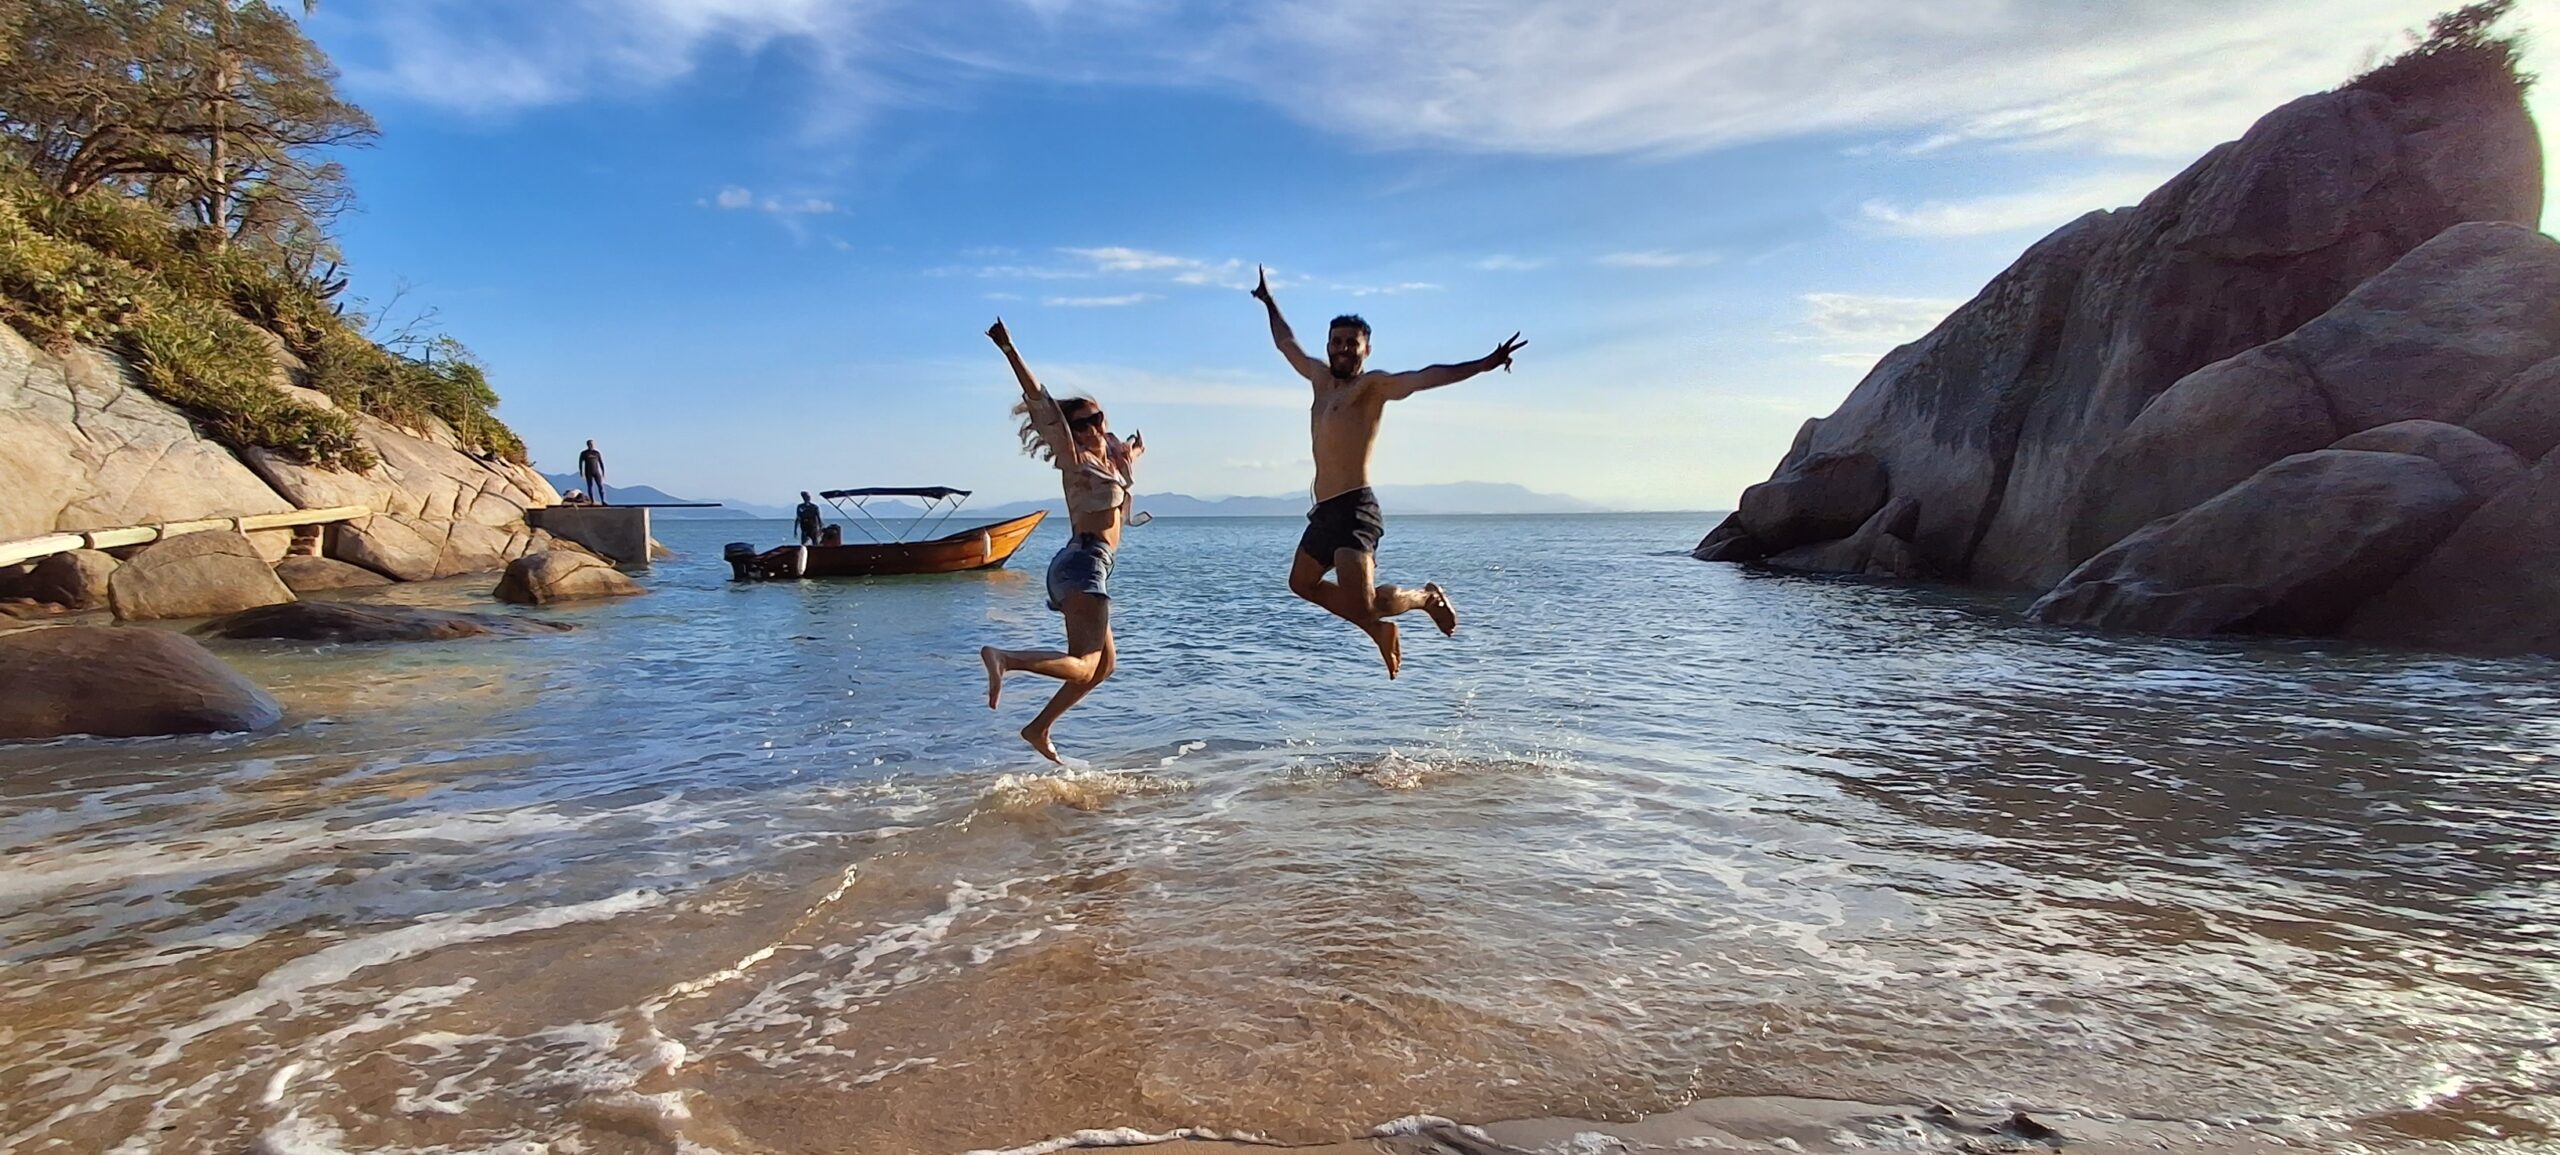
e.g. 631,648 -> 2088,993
1251,266 -> 1525,677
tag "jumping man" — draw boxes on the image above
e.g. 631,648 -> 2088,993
1251,266 -> 1524,677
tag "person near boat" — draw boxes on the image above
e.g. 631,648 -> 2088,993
794,492 -> 825,545
975,319 -> 1144,763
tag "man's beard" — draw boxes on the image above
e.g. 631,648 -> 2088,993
1329,356 -> 1360,379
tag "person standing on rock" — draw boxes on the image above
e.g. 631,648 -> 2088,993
975,319 -> 1145,763
578,440 -> 607,505
1250,265 -> 1520,677
795,492 -> 826,546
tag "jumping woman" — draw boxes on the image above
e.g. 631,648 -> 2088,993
977,319 -> 1143,763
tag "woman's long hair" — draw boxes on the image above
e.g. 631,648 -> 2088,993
1013,395 -> 1102,462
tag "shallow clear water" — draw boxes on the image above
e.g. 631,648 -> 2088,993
2,514 -> 2555,1154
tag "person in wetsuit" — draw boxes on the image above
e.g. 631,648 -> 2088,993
975,319 -> 1145,763
795,492 -> 825,546
1250,265 -> 1522,678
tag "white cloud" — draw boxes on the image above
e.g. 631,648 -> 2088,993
1595,250 -> 1721,269
1476,255 -> 1547,271
343,1 -> 2469,166
706,184 -> 837,214
1857,170 -> 2170,238
1796,292 -> 1963,368
1043,292 -> 1158,307
1335,281 -> 1442,297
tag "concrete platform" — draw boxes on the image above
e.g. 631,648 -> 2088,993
525,506 -> 653,565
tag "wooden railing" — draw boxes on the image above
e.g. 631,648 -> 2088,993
0,505 -> 374,568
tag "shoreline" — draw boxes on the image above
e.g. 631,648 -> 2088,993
969,1096 -> 2337,1155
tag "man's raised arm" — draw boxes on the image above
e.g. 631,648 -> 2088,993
1378,332 -> 1527,401
1251,266 -> 1328,382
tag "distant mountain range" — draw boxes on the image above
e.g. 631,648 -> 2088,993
546,476 -> 1612,519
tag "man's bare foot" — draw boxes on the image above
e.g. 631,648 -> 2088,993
980,646 -> 1005,710
1422,583 -> 1458,637
1020,723 -> 1062,764
1367,619 -> 1402,679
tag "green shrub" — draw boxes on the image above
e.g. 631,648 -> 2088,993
2346,1 -> 2533,101
0,165 -> 523,468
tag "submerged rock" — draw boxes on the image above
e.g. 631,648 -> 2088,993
198,601 -> 572,643
107,531 -> 294,622
493,552 -> 641,606
0,625 -> 282,739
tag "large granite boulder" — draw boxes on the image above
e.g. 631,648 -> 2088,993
0,625 -> 283,739
2068,224 -> 2560,556
493,551 -> 642,605
0,327 -> 295,541
198,601 -> 574,643
22,549 -> 118,610
2328,419 -> 2527,500
1735,451 -> 1888,552
2466,354 -> 2560,460
328,513 -> 553,581
247,412 -> 551,527
1764,496 -> 1930,579
2030,450 -> 2474,637
271,555 -> 392,593
1706,62 -> 2541,590
2345,447 -> 2560,655
107,531 -> 295,621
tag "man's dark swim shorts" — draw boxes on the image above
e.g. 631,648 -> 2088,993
1297,487 -> 1384,567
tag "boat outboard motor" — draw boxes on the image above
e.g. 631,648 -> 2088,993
723,542 -> 758,582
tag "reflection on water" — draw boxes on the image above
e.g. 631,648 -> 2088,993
1,514 -> 2555,1154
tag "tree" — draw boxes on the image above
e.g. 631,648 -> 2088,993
0,0 -> 373,255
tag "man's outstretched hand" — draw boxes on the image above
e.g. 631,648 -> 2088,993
986,318 -> 1011,347
1251,265 -> 1274,305
1488,332 -> 1527,372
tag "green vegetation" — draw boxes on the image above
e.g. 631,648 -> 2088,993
2347,0 -> 2534,101
0,0 -> 522,468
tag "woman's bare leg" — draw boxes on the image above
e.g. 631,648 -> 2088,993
1014,594 -> 1113,763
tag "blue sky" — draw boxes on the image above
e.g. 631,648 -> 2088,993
301,0 -> 2560,511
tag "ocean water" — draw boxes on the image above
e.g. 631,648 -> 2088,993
2,513 -> 2555,1154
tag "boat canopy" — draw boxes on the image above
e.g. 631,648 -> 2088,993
820,486 -> 969,500
817,486 -> 977,543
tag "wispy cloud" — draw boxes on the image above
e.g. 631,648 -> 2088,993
1595,250 -> 1720,269
702,184 -> 837,215
339,1 -> 2446,165
1334,281 -> 1442,297
1857,170 -> 2167,237
1044,292 -> 1158,308
1476,255 -> 1547,271
1796,292 -> 1963,368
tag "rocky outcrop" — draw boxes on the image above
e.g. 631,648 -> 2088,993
107,531 -> 295,621
2344,446 -> 2560,655
198,601 -> 574,643
1708,63 -> 2541,592
2030,451 -> 2476,636
1701,60 -> 2560,659
0,625 -> 283,739
1764,496 -> 1930,579
22,548 -> 117,610
0,326 -> 295,541
493,552 -> 642,605
272,555 -> 391,593
330,514 -> 557,582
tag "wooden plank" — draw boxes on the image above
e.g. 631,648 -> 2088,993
0,504 -> 380,568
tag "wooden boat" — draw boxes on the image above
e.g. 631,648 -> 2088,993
725,487 -> 1047,580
